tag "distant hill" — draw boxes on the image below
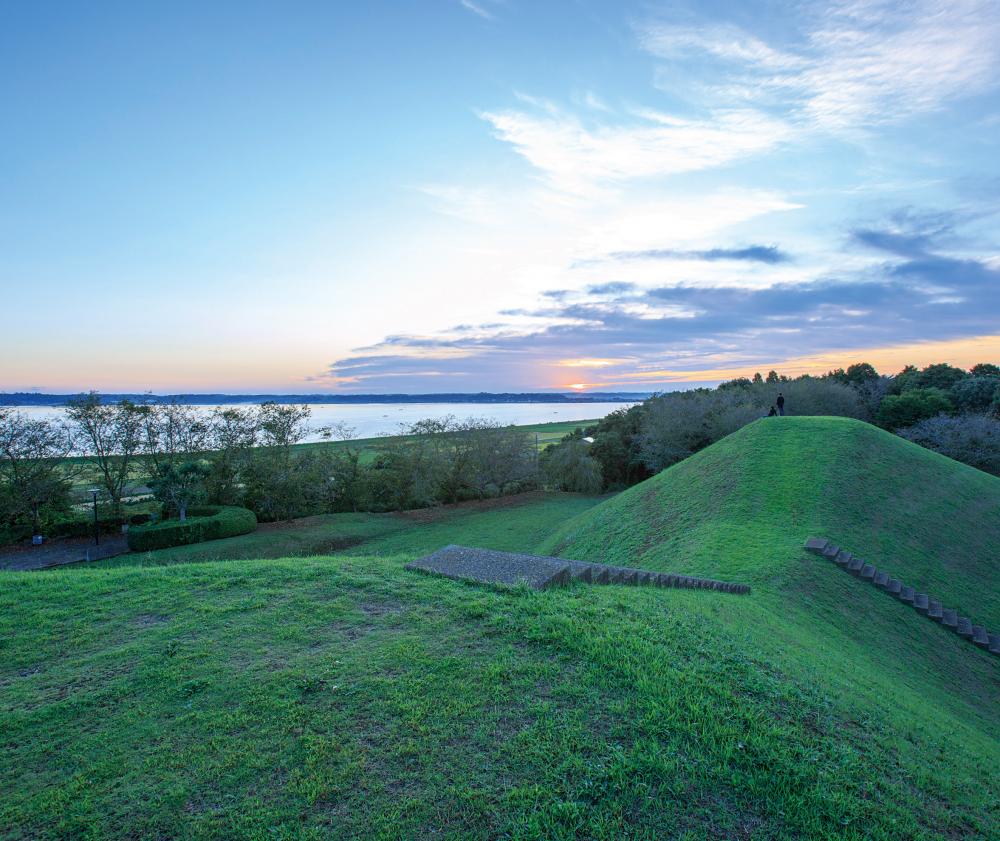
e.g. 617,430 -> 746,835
0,391 -> 651,407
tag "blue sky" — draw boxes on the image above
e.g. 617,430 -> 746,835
2,0 -> 999,393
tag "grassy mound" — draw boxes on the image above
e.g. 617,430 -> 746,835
2,420 -> 997,839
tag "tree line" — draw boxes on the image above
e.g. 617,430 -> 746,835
0,395 -> 538,540
541,362 -> 1000,493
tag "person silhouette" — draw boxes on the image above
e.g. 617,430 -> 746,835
776,392 -> 785,415
768,406 -> 777,417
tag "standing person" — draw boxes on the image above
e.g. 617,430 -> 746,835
776,392 -> 785,415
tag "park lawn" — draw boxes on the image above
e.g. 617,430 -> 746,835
3,552 -> 996,840
3,416 -> 997,839
84,492 -> 607,569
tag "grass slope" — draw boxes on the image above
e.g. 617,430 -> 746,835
2,417 -> 998,839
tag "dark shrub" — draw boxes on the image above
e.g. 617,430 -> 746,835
876,388 -> 953,430
127,505 -> 257,552
950,377 -> 1000,413
899,414 -> 1000,476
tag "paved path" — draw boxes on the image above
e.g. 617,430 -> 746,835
0,536 -> 129,571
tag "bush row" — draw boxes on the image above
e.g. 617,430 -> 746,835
126,506 -> 257,552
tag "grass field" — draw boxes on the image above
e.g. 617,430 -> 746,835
2,417 -> 997,839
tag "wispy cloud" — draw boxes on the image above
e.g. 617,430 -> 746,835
479,106 -> 793,193
603,245 -> 792,265
459,0 -> 493,21
319,209 -> 1000,390
641,0 -> 1000,131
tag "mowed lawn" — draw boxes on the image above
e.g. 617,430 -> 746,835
7,554 -> 996,840
83,492 -> 607,569
3,422 -> 999,839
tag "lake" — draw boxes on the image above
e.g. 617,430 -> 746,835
7,402 -> 629,443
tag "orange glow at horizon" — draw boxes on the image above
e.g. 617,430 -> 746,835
553,334 -> 1000,390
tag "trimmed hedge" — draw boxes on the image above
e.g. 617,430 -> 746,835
126,506 -> 257,552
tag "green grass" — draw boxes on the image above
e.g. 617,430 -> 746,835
2,417 -> 998,839
86,492 -> 606,568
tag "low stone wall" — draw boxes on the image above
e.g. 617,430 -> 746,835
804,538 -> 1000,657
407,545 -> 751,594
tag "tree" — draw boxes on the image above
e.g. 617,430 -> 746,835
845,362 -> 879,384
540,439 -> 603,493
66,393 -> 147,517
765,370 -> 780,384
914,363 -> 968,391
875,388 -> 953,430
752,372 -> 764,385
899,415 -> 1000,477
970,363 -> 1000,378
950,377 -> 1000,413
206,406 -> 259,505
0,411 -> 75,535
150,459 -> 211,521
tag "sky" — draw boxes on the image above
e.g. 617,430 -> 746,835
2,0 -> 1000,394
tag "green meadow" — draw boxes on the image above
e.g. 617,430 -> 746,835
2,417 -> 997,839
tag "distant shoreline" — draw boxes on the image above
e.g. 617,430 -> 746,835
1,391 -> 651,407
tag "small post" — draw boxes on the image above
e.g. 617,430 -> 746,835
89,488 -> 100,546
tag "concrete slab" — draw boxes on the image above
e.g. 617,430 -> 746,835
406,545 -> 570,590
972,626 -> 990,648
804,537 -> 829,554
913,593 -> 929,614
822,544 -> 840,559
860,564 -> 876,581
927,600 -> 943,621
873,570 -> 889,588
887,579 -> 902,596
847,557 -> 864,575
956,617 -> 974,638
899,586 -> 915,604
941,609 -> 958,628
591,566 -> 611,584
989,633 -> 1000,655
834,550 -> 853,566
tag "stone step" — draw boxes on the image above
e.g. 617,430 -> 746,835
913,593 -> 929,614
859,564 -> 876,582
873,570 -> 890,589
956,617 -> 974,638
822,543 -> 840,559
927,600 -> 943,622
804,537 -> 829,554
941,608 -> 958,629
899,586 -> 916,604
886,578 -> 902,596
591,565 -> 610,584
846,557 -> 864,575
834,550 -> 853,566
971,626 -> 990,648
989,633 -> 1000,656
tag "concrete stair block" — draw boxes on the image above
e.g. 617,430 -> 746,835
988,633 -> 1000,655
846,557 -> 864,575
804,537 -> 829,554
927,600 -> 943,621
591,566 -> 611,584
972,626 -> 990,648
886,579 -> 902,596
570,564 -> 593,583
834,550 -> 853,566
860,564 -> 876,581
621,569 -> 638,585
956,617 -> 974,638
941,608 -> 958,629
822,543 -> 840,559
913,593 -> 929,614
873,571 -> 889,589
899,586 -> 915,604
